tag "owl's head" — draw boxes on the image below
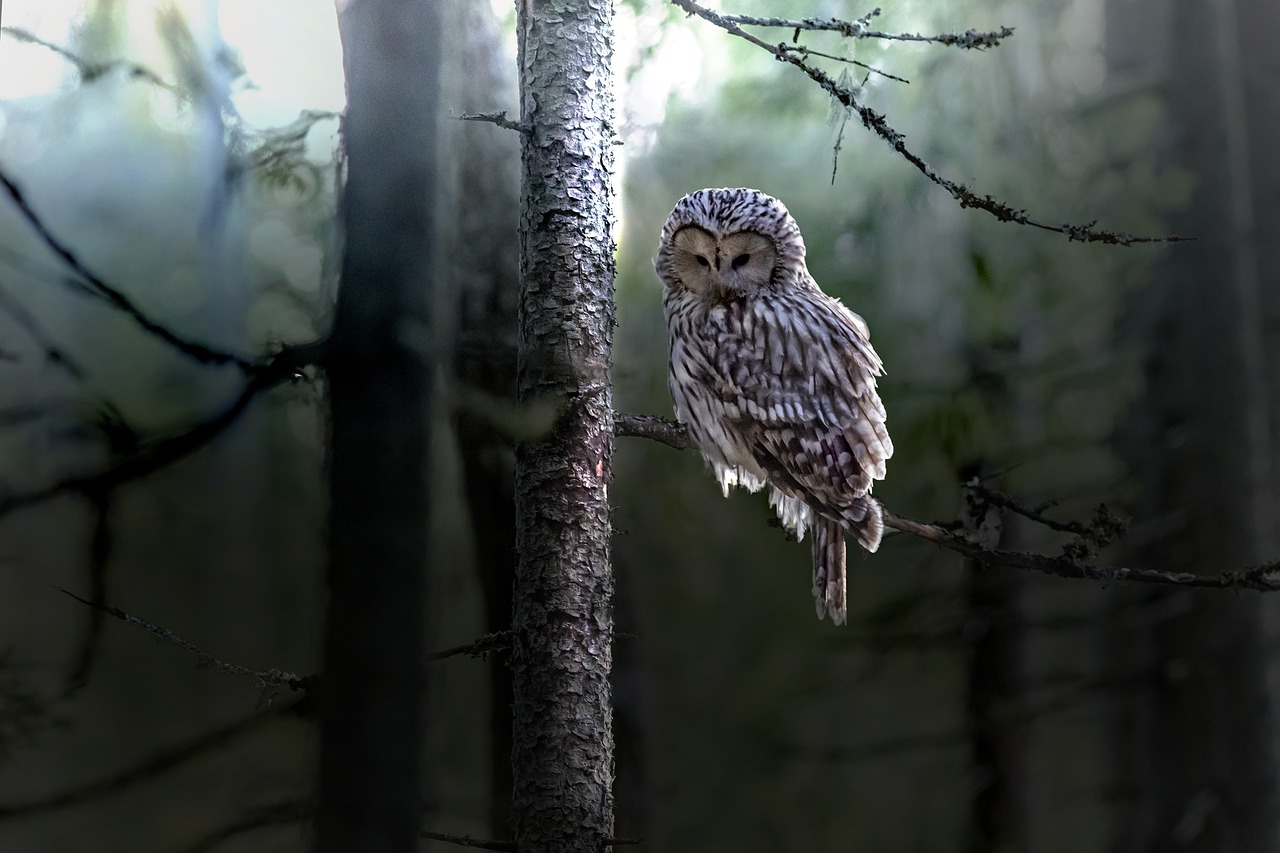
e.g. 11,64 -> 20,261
655,188 -> 809,300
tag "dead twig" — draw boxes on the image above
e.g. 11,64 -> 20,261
453,110 -> 530,135
427,630 -> 513,661
53,585 -> 308,691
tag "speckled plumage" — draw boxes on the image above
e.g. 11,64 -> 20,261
655,188 -> 893,625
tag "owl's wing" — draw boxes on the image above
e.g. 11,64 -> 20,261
712,291 -> 893,512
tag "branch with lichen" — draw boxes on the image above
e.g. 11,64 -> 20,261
615,413 -> 1280,591
717,6 -> 1015,49
669,0 -> 1188,246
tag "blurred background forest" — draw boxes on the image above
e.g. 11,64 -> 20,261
0,0 -> 1277,851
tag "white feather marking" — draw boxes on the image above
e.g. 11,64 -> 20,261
769,488 -> 811,540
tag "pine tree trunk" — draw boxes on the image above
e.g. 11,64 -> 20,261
314,2 -> 439,851
510,0 -> 617,848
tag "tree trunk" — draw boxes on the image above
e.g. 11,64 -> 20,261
438,0 -> 520,835
314,2 -> 440,851
510,0 -> 617,848
1107,0 -> 1280,848
964,555 -> 1027,853
959,376 -> 1026,853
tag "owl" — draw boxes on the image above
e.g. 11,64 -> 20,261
655,188 -> 893,625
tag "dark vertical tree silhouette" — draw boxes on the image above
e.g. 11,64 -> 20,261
440,0 -> 521,835
964,549 -> 1028,853
509,0 -> 618,848
960,347 -> 1027,853
314,2 -> 440,851
961,471 -> 1028,853
1108,0 -> 1280,848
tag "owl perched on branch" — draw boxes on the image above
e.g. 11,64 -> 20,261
655,188 -> 893,625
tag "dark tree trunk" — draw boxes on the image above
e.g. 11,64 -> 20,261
960,452 -> 1027,853
313,2 -> 440,851
964,556 -> 1027,853
510,0 -> 617,848
438,0 -> 520,836
958,326 -> 1028,853
1107,0 -> 1280,849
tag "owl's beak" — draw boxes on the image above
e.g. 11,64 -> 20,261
712,274 -> 735,300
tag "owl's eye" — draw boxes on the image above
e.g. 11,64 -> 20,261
731,253 -> 751,269
695,255 -> 710,267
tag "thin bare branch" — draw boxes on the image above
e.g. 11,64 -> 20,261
0,26 -> 173,87
427,630 -> 513,661
55,583 -> 515,721
966,479 -> 1089,536
453,110 -> 530,134
0,282 -> 88,380
420,831 -> 516,851
617,413 -> 1280,591
53,585 -> 309,691
0,339 -> 325,521
718,8 -> 1015,49
781,44 -> 910,83
0,170 -> 254,370
60,490 -> 113,696
0,384 -> 256,514
670,0 -> 1189,245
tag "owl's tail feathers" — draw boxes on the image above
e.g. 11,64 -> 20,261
812,518 -> 848,625
846,496 -> 885,553
813,499 -> 885,625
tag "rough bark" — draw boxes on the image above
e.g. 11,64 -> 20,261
1107,0 -> 1279,848
314,2 -> 439,852
510,0 -> 617,848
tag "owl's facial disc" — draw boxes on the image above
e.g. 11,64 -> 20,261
720,231 -> 778,292
671,226 -> 778,299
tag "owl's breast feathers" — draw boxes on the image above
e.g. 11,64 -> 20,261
665,285 -> 893,546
